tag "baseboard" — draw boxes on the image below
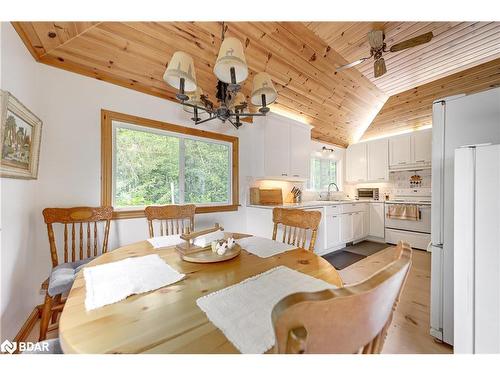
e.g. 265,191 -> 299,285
12,306 -> 42,353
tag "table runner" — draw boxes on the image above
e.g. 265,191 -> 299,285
196,266 -> 336,353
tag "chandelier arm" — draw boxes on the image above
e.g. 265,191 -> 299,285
231,112 -> 267,117
227,118 -> 240,129
194,116 -> 218,126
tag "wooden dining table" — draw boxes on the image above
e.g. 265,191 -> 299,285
59,233 -> 344,354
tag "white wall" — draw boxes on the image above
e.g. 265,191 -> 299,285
0,22 -> 41,341
0,22 -> 258,340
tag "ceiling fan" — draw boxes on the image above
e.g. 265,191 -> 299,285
336,30 -> 434,78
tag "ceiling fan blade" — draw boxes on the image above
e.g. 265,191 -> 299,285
389,32 -> 434,52
374,58 -> 387,78
336,57 -> 371,72
368,30 -> 384,49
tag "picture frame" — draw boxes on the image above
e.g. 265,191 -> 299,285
0,90 -> 42,179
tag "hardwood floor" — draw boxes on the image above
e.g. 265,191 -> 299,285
340,245 -> 453,354
25,245 -> 452,354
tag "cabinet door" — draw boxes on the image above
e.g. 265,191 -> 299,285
412,130 -> 432,164
352,212 -> 364,240
340,214 -> 353,242
389,135 -> 412,167
369,203 -> 385,238
346,143 -> 367,182
368,139 -> 389,181
326,214 -> 341,248
264,120 -> 290,177
289,125 -> 311,179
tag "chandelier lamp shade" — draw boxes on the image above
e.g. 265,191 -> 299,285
163,22 -> 278,129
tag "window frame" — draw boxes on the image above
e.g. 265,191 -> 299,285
307,157 -> 338,192
101,109 -> 239,219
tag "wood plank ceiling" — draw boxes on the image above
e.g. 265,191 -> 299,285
306,22 -> 500,139
12,22 -> 500,145
361,57 -> 500,140
12,21 -> 388,147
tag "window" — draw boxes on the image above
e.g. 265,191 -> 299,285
101,110 -> 239,218
308,158 -> 337,191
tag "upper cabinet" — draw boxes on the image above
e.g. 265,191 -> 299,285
254,114 -> 311,180
346,129 -> 431,182
389,135 -> 412,167
346,138 -> 388,183
346,142 -> 367,183
412,130 -> 432,165
389,129 -> 432,170
289,125 -> 311,179
367,138 -> 389,181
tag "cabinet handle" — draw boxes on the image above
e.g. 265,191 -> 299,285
415,159 -> 425,162
357,179 -> 364,181
378,177 -> 385,180
292,174 -> 299,177
281,173 -> 288,176
398,162 -> 407,165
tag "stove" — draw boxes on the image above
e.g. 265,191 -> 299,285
384,188 -> 432,250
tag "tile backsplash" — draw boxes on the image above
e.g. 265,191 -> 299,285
344,169 -> 431,200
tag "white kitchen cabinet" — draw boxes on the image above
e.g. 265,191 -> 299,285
325,214 -> 341,249
264,119 -> 290,178
412,129 -> 432,165
340,213 -> 353,243
352,212 -> 364,240
289,124 -> 311,179
367,138 -> 389,181
257,114 -> 312,180
346,143 -> 367,182
389,134 -> 412,167
369,203 -> 385,238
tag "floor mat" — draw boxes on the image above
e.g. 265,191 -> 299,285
346,241 -> 388,257
322,251 -> 366,270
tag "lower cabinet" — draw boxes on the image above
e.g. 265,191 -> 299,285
326,214 -> 341,248
369,203 -> 385,238
340,213 -> 353,243
352,212 -> 364,240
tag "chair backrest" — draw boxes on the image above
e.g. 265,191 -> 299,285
272,241 -> 412,354
42,206 -> 113,268
144,204 -> 196,238
272,208 -> 322,252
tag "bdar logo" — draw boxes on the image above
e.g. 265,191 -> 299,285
1,339 -> 17,354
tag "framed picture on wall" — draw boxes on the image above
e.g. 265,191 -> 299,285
0,90 -> 42,179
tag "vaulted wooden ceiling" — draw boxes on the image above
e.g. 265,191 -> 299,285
361,57 -> 500,140
12,21 -> 387,147
12,22 -> 500,146
305,22 -> 500,96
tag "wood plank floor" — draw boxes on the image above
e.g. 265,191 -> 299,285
340,245 -> 453,354
26,245 -> 452,354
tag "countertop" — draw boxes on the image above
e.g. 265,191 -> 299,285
246,199 -> 385,210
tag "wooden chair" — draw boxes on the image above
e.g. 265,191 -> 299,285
39,206 -> 113,341
144,204 -> 196,238
272,208 -> 322,252
272,241 -> 412,354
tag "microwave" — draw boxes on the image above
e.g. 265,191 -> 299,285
357,188 -> 379,200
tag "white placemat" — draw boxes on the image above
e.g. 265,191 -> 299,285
84,254 -> 185,311
196,266 -> 336,353
147,234 -> 184,249
236,236 -> 296,258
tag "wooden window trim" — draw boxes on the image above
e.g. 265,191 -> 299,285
101,109 -> 239,219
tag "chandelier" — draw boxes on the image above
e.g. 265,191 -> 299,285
162,23 -> 278,129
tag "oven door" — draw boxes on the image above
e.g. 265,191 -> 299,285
384,204 -> 431,233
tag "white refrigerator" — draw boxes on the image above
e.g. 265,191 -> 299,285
430,87 -> 500,345
454,144 -> 500,353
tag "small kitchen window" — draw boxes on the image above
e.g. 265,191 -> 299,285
308,158 -> 337,191
101,110 -> 239,218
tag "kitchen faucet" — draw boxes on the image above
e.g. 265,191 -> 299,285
327,182 -> 339,200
